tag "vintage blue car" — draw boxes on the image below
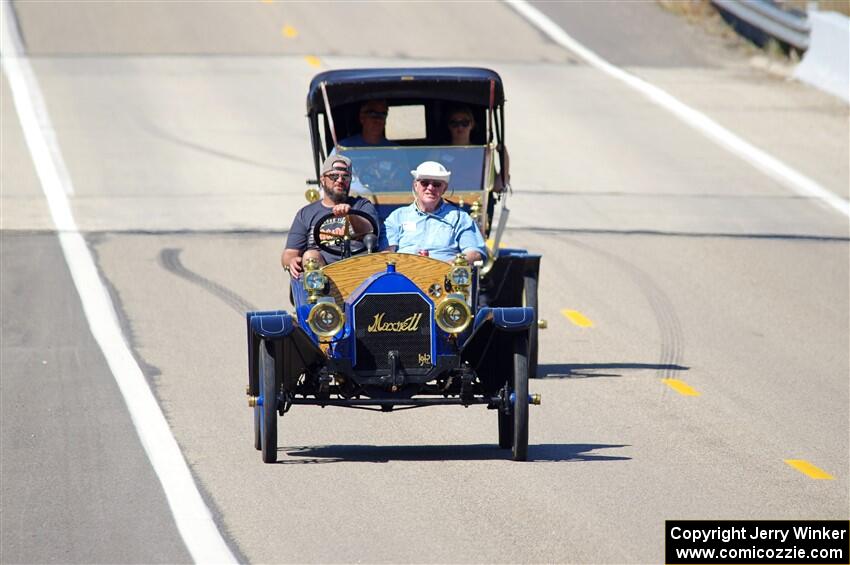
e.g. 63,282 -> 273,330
246,67 -> 543,463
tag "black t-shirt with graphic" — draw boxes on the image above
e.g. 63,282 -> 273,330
285,197 -> 383,264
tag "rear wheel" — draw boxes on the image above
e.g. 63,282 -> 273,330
523,275 -> 539,378
512,334 -> 529,461
260,342 -> 278,463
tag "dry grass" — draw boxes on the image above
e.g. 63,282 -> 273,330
657,0 -> 756,46
783,0 -> 850,16
657,0 -> 715,20
659,0 -> 850,18
656,0 -> 846,61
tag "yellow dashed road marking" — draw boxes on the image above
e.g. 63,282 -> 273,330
304,55 -> 322,68
560,309 -> 593,328
282,25 -> 298,39
784,459 -> 834,480
662,378 -> 700,396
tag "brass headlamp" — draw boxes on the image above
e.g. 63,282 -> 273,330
448,254 -> 472,295
307,297 -> 345,339
305,186 -> 320,203
303,257 -> 327,304
435,293 -> 472,334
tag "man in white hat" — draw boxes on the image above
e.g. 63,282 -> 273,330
384,161 -> 487,263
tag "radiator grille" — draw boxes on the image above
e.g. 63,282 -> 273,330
354,293 -> 432,372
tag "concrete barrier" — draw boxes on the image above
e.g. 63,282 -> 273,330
793,10 -> 849,103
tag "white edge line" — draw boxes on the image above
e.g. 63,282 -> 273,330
0,2 -> 238,563
504,0 -> 850,219
0,2 -> 73,196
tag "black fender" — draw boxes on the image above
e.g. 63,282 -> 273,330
246,310 -> 325,396
460,306 -> 533,393
472,306 -> 534,332
479,250 -> 541,308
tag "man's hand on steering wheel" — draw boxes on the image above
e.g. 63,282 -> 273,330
331,203 -> 352,217
313,209 -> 379,259
330,204 -> 371,239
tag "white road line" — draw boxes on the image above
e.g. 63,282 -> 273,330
0,2 -> 73,196
505,0 -> 850,219
0,3 -> 238,563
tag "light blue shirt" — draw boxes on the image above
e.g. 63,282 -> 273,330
384,201 -> 487,262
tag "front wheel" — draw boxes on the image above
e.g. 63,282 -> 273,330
260,342 -> 278,463
512,333 -> 529,461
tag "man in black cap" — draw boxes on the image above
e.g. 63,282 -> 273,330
282,155 -> 385,277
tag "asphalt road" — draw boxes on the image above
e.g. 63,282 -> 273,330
0,233 -> 191,564
2,1 -> 848,563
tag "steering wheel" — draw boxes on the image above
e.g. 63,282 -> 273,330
312,209 -> 380,258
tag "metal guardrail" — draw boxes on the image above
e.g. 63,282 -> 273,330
712,0 -> 811,51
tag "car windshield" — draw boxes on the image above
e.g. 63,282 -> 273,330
337,146 -> 486,194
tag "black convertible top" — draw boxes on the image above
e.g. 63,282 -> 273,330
306,67 -> 504,113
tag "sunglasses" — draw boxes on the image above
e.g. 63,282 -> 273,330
362,110 -> 388,119
417,179 -> 446,189
325,172 -> 350,181
449,119 -> 471,128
